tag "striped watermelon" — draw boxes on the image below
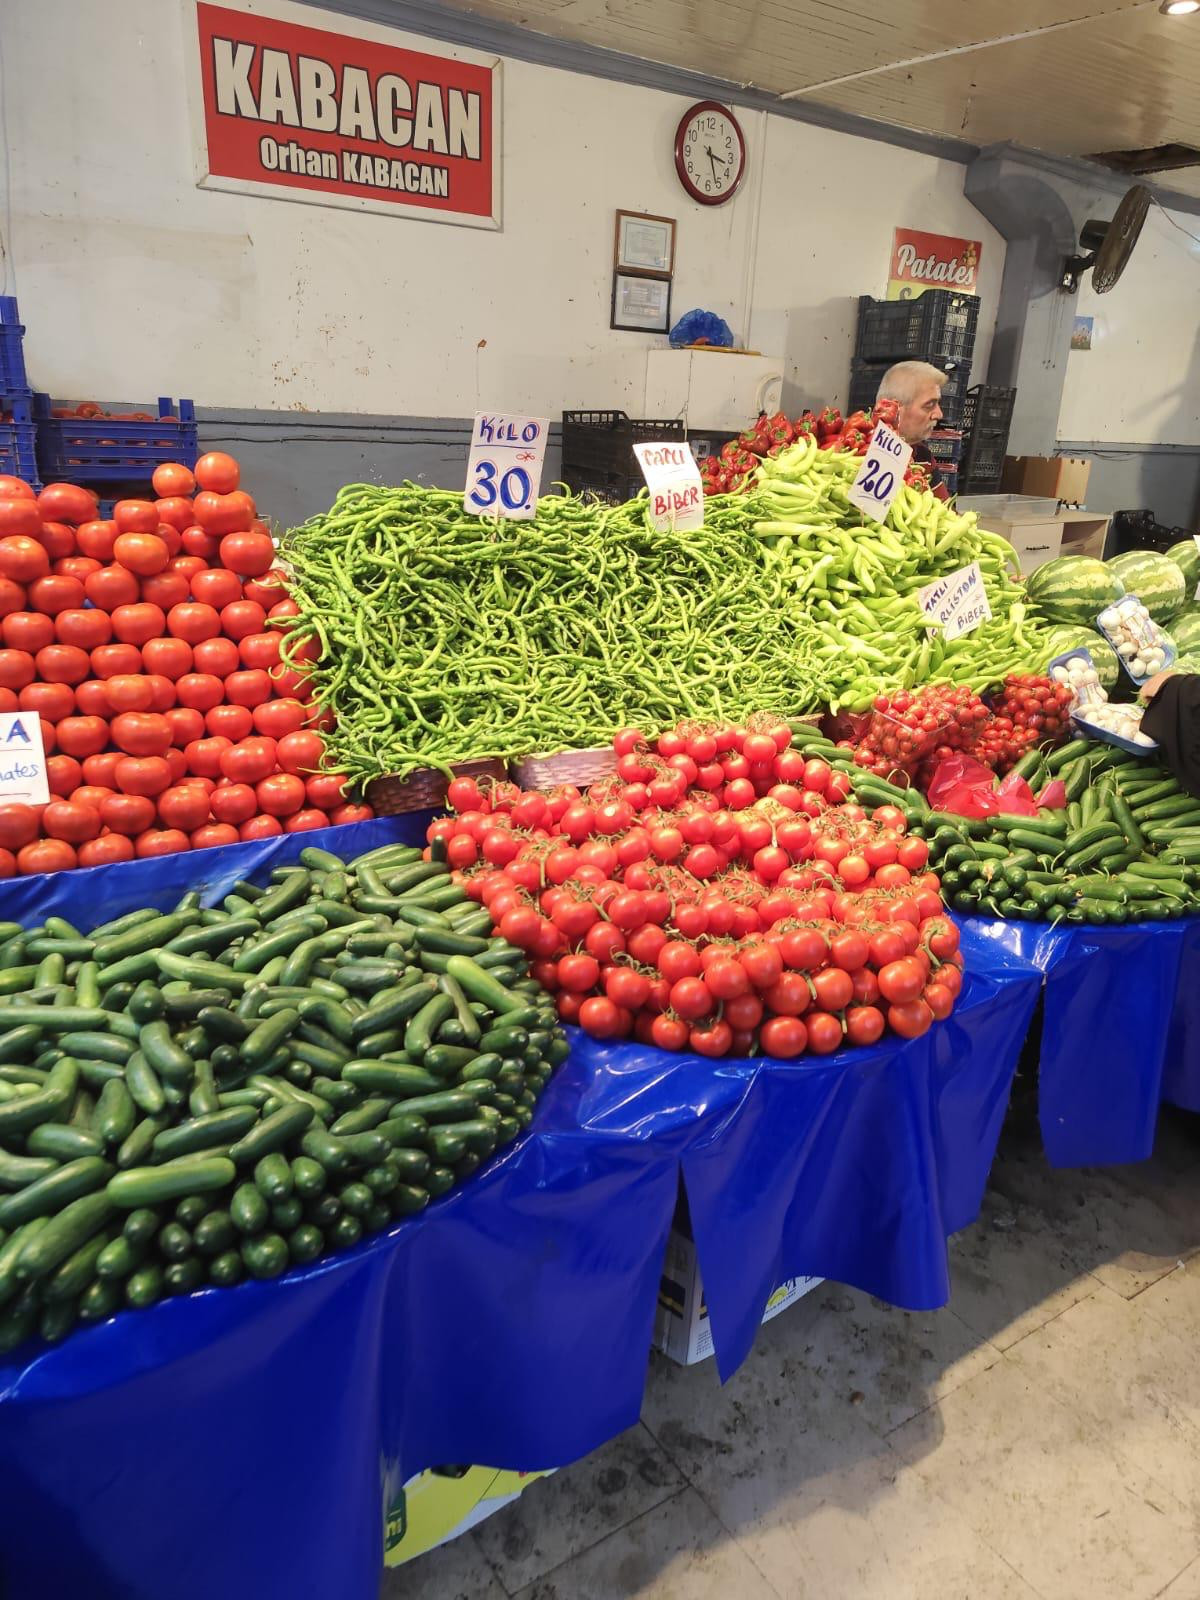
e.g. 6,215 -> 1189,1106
1107,550 -> 1186,623
1026,556 -> 1124,625
1044,625 -> 1120,692
1168,539 -> 1200,595
1170,611 -> 1200,654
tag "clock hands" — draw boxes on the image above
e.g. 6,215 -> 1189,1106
705,145 -> 723,177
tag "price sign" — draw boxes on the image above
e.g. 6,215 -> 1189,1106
847,421 -> 912,521
0,712 -> 48,806
464,414 -> 548,521
918,561 -> 992,642
633,441 -> 704,532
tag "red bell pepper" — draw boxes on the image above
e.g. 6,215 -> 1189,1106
872,397 -> 900,429
816,405 -> 843,441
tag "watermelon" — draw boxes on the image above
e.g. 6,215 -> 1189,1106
1026,556 -> 1124,625
1168,538 -> 1200,595
1171,612 -> 1200,655
1044,625 -> 1120,692
1106,550 -> 1186,623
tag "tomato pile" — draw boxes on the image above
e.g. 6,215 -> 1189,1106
428,716 -> 964,1059
0,457 -> 370,876
974,674 -> 1077,773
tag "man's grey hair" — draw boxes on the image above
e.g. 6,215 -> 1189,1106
876,360 -> 949,403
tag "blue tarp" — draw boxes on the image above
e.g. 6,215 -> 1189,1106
0,820 -> 1046,1599
958,914 -> 1200,1166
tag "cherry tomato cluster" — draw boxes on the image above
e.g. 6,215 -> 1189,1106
427,717 -> 964,1059
0,458 -> 371,876
973,674 -> 1076,774
844,685 -> 990,781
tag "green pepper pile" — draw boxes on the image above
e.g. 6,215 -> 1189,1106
0,841 -> 565,1354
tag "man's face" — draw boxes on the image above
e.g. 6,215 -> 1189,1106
896,382 -> 943,445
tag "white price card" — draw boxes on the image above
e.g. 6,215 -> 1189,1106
0,712 -> 49,806
633,441 -> 704,532
847,421 -> 913,522
464,414 -> 548,521
919,561 -> 993,642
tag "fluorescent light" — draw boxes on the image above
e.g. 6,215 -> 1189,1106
1161,1 -> 1200,14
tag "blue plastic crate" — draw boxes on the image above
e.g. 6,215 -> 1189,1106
0,394 -> 39,490
0,298 -> 31,396
34,395 -> 197,482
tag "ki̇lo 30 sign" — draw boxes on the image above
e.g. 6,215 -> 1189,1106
190,0 -> 501,227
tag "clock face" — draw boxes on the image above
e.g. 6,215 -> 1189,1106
675,101 -> 746,206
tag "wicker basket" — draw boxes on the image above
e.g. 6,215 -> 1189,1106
365,758 -> 508,816
510,747 -> 618,791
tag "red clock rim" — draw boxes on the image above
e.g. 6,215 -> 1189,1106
674,100 -> 746,206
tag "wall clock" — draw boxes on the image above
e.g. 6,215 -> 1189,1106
674,101 -> 746,206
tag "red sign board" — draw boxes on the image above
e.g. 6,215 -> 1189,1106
887,228 -> 981,300
191,1 -> 500,227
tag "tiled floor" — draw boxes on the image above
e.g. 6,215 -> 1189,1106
383,1099 -> 1200,1600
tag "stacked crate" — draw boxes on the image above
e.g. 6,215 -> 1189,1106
0,298 -> 38,489
847,289 -> 980,432
958,386 -> 1018,494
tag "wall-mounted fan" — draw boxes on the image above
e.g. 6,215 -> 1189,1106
1061,183 -> 1151,292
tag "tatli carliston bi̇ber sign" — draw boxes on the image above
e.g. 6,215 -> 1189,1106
919,561 -> 992,643
633,442 -> 704,533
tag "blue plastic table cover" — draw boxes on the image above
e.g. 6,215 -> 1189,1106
957,914 -> 1200,1168
0,818 -> 1040,1600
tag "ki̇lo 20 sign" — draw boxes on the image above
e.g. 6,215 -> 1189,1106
191,0 -> 500,226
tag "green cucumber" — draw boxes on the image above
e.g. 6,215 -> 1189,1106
107,1155 -> 236,1209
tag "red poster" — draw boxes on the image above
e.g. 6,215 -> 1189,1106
887,228 -> 981,300
191,1 -> 500,227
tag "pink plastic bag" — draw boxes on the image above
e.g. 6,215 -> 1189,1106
927,754 -> 1002,818
1036,778 -> 1068,810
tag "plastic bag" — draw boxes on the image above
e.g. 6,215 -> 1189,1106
927,754 -> 1042,818
669,309 -> 734,348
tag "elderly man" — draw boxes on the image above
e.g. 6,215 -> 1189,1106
876,360 -> 951,499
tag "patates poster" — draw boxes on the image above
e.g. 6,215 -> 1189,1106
887,228 -> 981,300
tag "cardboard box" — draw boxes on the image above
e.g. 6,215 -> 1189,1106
1002,455 -> 1092,503
655,1210 -> 822,1366
384,1464 -> 555,1567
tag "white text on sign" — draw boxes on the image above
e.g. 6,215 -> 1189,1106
847,422 -> 913,522
0,712 -> 48,807
633,441 -> 704,533
918,561 -> 992,642
464,414 -> 549,521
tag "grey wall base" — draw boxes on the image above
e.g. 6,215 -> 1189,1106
1056,441 -> 1200,533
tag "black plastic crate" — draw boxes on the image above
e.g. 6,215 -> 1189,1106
1111,510 -> 1179,556
959,433 -> 1007,486
925,429 -> 963,464
854,291 -> 979,365
561,409 -> 686,501
34,395 -> 197,482
961,385 -> 1016,436
0,298 -> 30,396
847,360 -> 970,426
0,394 -> 38,489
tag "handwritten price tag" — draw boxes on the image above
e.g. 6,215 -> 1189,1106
633,441 -> 704,532
0,712 -> 48,806
847,422 -> 913,522
464,414 -> 548,521
918,561 -> 992,642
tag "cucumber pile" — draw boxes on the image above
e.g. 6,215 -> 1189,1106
0,840 -> 566,1354
901,739 -> 1200,923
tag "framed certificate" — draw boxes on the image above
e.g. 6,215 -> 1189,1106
611,272 -> 672,333
614,211 -> 676,276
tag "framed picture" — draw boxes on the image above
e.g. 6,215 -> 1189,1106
614,211 -> 675,276
611,272 -> 672,333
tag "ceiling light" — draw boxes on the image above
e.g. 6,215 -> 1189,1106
1161,1 -> 1200,14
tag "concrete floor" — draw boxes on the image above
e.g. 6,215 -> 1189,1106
384,1095 -> 1200,1600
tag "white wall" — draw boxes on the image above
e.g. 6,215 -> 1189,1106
0,0 -> 1003,420
1058,204 -> 1200,446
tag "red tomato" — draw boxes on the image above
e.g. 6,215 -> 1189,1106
71,785 -> 114,812
184,736 -> 232,778
243,569 -> 288,609
144,674 -> 176,713
210,782 -> 257,824
0,649 -> 33,690
181,526 -> 222,562
78,835 -> 136,868
169,555 -> 206,582
90,642 -> 142,679
99,792 -> 156,835
141,637 -> 192,680
2,612 -> 52,653
224,668 -> 271,708
55,715 -> 110,758
34,644 -> 89,685
81,753 -> 122,788
763,970 -> 813,1017
268,598 -> 299,621
878,958 -> 925,1004
0,535 -> 49,582
17,839 -> 77,875
253,772 -> 304,817
194,490 -> 252,537
219,600 -> 265,640
111,533 -> 167,577
164,707 -> 205,746
54,557 -> 101,585
276,729 -> 324,774
220,736 -> 276,785
305,772 -> 347,810
283,808 -> 327,833
193,452 -> 241,494
38,522 -> 76,562
45,755 -> 83,797
77,521 -> 118,562
42,800 -> 101,843
238,632 -> 281,672
84,564 -> 140,612
191,823 -> 238,850
0,478 -> 35,501
55,609 -> 112,651
111,711 -> 171,757
329,802 -> 372,825
173,673 -> 223,713
252,698 -> 306,739
152,463 -> 196,497
36,483 -> 96,526
887,999 -> 934,1040
805,1012 -> 845,1055
155,784 -> 211,831
0,503 -> 43,543
140,570 -> 190,610
113,500 -> 158,535
166,602 -> 220,644
18,681 -> 74,722
219,530 -> 274,577
135,828 -> 190,858
154,496 -> 194,532
0,803 -> 39,850
193,636 -> 239,678
111,603 -> 166,646
760,1015 -> 808,1058
0,578 -> 25,619
114,755 -> 172,797
240,814 -> 283,841
206,703 -> 253,741
73,679 -> 111,717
